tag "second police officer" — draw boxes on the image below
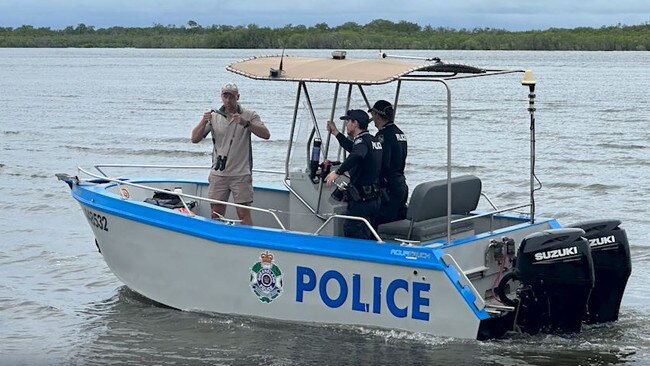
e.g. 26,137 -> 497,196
368,100 -> 408,225
326,110 -> 382,239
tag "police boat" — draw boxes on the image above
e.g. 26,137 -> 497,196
58,51 -> 631,340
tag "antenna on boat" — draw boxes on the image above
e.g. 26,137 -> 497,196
381,52 -> 441,63
522,70 -> 539,223
269,48 -> 285,78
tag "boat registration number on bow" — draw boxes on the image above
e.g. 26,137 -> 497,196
295,266 -> 430,321
83,207 -> 109,232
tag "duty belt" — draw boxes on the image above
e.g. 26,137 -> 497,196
348,184 -> 380,202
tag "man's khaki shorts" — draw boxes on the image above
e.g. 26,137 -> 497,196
208,173 -> 253,204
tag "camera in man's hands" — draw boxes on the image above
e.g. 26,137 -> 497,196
331,181 -> 348,201
214,155 -> 228,171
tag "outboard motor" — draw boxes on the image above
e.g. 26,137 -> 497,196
569,219 -> 631,323
513,228 -> 594,334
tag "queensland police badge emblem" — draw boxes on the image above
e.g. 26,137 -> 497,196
250,251 -> 283,303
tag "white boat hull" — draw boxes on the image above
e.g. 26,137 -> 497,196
85,204 -> 483,339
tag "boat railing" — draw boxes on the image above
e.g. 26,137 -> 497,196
480,193 -> 499,211
92,163 -> 284,177
81,165 -> 382,241
77,166 -> 288,231
441,253 -> 485,311
87,164 -> 517,243
282,178 -> 317,215
314,214 -> 383,243
452,202 -> 532,233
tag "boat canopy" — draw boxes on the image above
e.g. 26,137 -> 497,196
227,52 -> 536,239
227,55 -> 431,85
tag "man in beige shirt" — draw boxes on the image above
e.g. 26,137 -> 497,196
191,83 -> 270,225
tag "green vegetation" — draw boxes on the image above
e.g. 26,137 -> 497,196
1,20 -> 648,50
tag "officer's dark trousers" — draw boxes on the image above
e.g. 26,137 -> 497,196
344,199 -> 380,240
376,180 -> 408,225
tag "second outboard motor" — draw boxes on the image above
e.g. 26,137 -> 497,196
514,228 -> 594,334
569,219 -> 631,323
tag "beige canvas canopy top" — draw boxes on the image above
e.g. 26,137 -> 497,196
226,55 -> 431,85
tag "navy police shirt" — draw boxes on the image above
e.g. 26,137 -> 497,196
375,122 -> 407,186
335,131 -> 382,188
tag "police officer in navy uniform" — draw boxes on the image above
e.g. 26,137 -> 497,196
326,110 -> 382,240
368,100 -> 408,225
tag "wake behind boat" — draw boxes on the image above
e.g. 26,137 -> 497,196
58,51 -> 631,340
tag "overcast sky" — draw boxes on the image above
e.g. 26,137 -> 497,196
1,0 -> 648,31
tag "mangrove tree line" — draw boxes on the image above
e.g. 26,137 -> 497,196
1,20 -> 648,50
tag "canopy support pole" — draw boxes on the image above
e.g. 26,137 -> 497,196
285,82 -> 303,179
317,83 -> 340,213
393,79 -> 402,120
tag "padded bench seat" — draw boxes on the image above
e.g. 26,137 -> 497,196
378,175 -> 482,242
378,214 -> 474,242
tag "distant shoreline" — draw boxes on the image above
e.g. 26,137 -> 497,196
1,20 -> 648,51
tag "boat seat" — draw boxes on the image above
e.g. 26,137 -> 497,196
377,175 -> 482,242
